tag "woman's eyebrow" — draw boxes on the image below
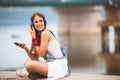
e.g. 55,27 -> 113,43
34,21 -> 38,23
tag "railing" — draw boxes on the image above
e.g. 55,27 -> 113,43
0,0 -> 119,7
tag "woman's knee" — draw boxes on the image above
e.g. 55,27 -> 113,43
24,59 -> 33,69
24,60 -> 34,73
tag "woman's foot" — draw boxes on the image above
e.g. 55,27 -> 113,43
16,68 -> 28,77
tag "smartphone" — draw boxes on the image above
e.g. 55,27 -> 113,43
14,42 -> 20,46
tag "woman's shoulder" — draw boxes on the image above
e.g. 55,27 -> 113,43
41,30 -> 55,41
42,30 -> 49,34
41,30 -> 52,37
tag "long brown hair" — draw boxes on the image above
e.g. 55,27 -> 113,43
30,12 -> 47,54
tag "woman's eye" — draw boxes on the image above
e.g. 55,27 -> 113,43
40,20 -> 43,22
34,20 -> 43,23
34,21 -> 38,23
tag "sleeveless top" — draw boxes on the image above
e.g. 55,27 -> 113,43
45,38 -> 64,62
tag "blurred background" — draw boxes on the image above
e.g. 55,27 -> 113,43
0,0 -> 120,76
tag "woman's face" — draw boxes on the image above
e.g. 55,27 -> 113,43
33,15 -> 45,31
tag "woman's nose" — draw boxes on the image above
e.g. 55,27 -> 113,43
38,21 -> 43,24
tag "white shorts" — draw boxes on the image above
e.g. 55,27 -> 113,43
47,58 -> 69,79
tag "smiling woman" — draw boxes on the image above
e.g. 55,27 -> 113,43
0,7 -> 58,71
14,12 -> 70,79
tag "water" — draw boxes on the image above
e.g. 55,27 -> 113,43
58,31 -> 120,75
59,35 -> 106,74
0,25 -> 30,70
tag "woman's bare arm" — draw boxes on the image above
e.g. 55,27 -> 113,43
24,46 -> 39,60
15,43 -> 39,60
34,31 -> 50,57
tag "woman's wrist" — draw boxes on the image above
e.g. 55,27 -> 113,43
32,36 -> 36,38
23,46 -> 27,49
32,38 -> 40,46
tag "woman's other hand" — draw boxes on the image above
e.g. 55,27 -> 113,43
28,27 -> 36,38
14,42 -> 27,49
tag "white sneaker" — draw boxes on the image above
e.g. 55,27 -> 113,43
16,68 -> 28,77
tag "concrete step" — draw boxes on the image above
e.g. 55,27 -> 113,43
0,71 -> 120,80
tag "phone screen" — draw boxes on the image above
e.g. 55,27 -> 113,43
14,42 -> 20,46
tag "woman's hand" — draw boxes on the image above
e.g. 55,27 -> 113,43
28,27 -> 36,38
14,42 -> 27,49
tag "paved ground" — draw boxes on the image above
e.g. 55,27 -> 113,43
0,71 -> 120,80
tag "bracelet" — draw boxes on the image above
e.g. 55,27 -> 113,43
32,38 -> 40,46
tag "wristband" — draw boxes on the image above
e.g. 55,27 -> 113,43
32,38 -> 40,46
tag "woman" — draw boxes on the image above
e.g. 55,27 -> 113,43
16,12 -> 70,79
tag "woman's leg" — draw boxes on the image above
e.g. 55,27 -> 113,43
24,59 -> 48,77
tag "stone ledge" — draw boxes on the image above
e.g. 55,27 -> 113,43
0,71 -> 120,80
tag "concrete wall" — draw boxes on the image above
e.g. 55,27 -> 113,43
54,6 -> 103,36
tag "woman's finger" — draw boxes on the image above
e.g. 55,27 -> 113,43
28,27 -> 36,38
22,43 -> 26,48
28,27 -> 32,32
17,43 -> 25,48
